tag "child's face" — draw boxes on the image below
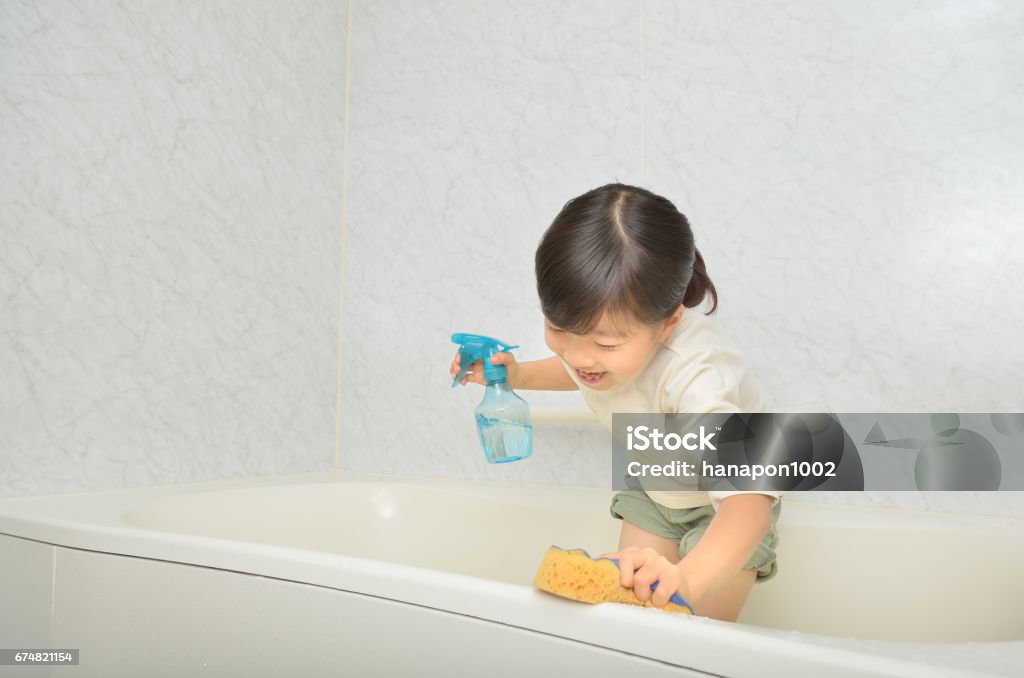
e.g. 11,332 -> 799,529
544,307 -> 683,390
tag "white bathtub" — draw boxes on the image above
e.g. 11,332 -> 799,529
0,470 -> 1021,677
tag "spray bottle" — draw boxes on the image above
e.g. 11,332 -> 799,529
451,333 -> 533,464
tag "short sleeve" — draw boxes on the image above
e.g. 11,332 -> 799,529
663,347 -> 784,511
708,490 -> 783,512
660,347 -> 745,412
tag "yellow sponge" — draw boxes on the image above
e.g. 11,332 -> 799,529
532,546 -> 693,614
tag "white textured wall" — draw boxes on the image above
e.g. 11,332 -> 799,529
3,2 -> 1021,515
1,1 -> 346,496
340,1 -> 641,489
339,1 -> 1024,515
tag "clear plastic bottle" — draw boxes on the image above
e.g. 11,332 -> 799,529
476,379 -> 533,463
452,333 -> 533,464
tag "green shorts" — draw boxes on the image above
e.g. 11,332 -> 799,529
609,490 -> 781,581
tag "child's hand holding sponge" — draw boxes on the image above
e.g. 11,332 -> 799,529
533,546 -> 694,615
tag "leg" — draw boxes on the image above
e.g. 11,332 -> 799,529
617,519 -> 680,564
691,567 -> 757,622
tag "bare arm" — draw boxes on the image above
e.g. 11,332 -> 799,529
451,352 -> 578,391
603,493 -> 774,610
513,355 -> 579,391
675,493 -> 774,602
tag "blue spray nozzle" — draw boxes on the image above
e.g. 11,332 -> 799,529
450,333 -> 519,387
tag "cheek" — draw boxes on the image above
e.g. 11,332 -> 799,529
616,347 -> 652,372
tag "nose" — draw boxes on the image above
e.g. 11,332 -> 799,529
561,337 -> 593,370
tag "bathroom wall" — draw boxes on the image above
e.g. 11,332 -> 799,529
3,1 -> 1021,515
339,1 -> 642,489
339,1 -> 1024,515
1,1 -> 345,496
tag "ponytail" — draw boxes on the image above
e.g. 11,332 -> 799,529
682,247 -> 718,315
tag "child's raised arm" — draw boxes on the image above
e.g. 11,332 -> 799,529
450,353 -> 578,391
514,355 -> 579,391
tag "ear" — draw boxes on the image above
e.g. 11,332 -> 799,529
656,306 -> 684,342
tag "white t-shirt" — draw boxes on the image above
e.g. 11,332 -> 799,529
560,310 -> 782,511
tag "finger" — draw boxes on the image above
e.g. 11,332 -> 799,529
651,582 -> 674,608
616,555 -> 637,587
649,577 -> 669,607
625,549 -> 662,590
652,572 -> 681,607
606,547 -> 642,587
632,566 -> 659,602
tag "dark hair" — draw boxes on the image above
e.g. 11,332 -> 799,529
535,183 -> 717,335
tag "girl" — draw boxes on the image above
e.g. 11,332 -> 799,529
450,183 -> 780,622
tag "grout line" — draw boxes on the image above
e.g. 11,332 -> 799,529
50,545 -> 57,642
640,0 -> 645,184
334,0 -> 354,471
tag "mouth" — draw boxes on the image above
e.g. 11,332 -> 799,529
574,368 -> 607,385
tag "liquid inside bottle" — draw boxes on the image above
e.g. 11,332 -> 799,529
476,413 -> 533,463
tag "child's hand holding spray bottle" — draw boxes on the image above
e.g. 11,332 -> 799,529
449,333 -> 532,464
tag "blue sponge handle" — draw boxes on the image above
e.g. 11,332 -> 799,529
605,557 -> 695,614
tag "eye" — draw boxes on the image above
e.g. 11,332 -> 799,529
546,323 -> 564,334
596,343 -> 621,351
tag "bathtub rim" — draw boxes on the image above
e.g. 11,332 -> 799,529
1,469 -> 1022,678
